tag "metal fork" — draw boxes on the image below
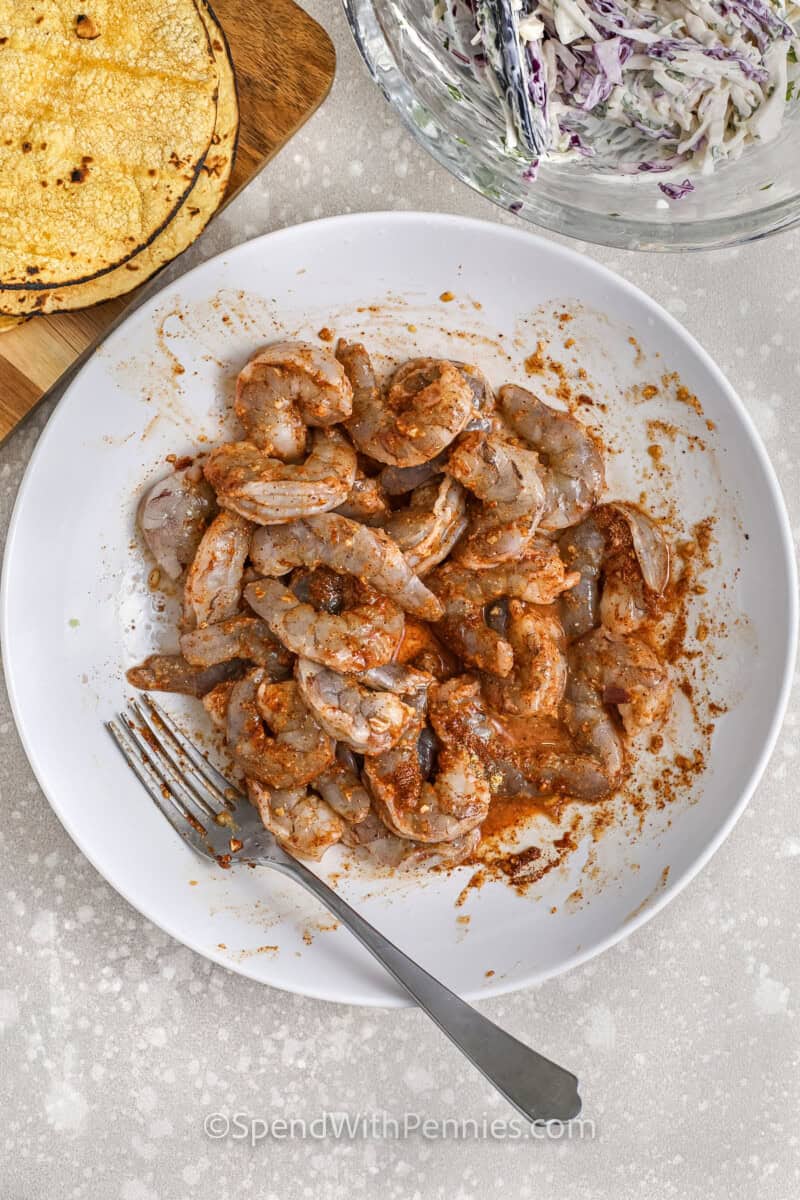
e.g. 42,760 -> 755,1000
107,695 -> 581,1123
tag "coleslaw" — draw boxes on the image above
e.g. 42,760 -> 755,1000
437,0 -> 800,188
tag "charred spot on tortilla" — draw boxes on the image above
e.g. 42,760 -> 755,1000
75,14 -> 100,39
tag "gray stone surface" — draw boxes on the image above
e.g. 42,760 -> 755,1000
1,3 -> 798,1197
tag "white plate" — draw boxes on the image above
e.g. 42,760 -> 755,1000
2,213 -> 796,1007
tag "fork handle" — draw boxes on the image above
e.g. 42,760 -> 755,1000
270,857 -> 581,1123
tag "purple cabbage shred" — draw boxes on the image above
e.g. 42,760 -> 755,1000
658,178 -> 695,199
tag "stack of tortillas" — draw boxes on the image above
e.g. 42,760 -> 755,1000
0,0 -> 238,332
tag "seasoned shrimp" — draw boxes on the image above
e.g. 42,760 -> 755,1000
180,613 -> 293,678
226,673 -> 334,788
599,504 -> 670,634
364,713 -> 490,844
249,513 -> 442,620
568,627 -> 671,736
295,657 -> 416,755
342,807 -> 479,870
427,674 -> 533,798
204,428 -> 357,525
338,340 -> 476,466
235,341 -> 352,460
248,779 -> 344,860
126,654 -> 243,697
334,472 -> 390,527
245,577 -> 405,673
500,385 -> 605,529
428,542 -> 578,676
385,475 -> 468,576
379,452 -> 449,496
315,746 -> 371,823
137,459 -> 216,580
430,674 -> 618,801
558,503 -> 670,640
182,510 -> 252,631
288,565 -> 347,614
557,516 -> 606,641
511,629 -> 669,797
356,662 -> 434,696
481,602 -> 567,717
489,629 -> 671,799
446,430 -> 545,567
393,618 -> 460,682
201,680 -> 237,729
453,361 -> 494,413
129,323 -> 687,867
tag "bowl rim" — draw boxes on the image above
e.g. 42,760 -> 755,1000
2,210 -> 797,1005
342,0 -> 800,253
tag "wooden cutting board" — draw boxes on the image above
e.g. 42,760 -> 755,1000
0,0 -> 335,443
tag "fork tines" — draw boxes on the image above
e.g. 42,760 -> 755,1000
106,695 -> 246,860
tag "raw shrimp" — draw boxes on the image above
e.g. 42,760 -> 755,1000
384,475 -> 468,576
426,674 -> 533,797
137,459 -> 216,580
334,472 -> 390,527
364,713 -> 491,844
315,746 -> 371,823
249,513 -> 442,620
356,662 -> 434,696
430,674 -> 618,801
518,628 -> 669,796
499,629 -> 671,798
428,542 -> 578,675
599,504 -> 670,634
201,680 -> 237,729
337,340 -> 476,466
226,672 -> 334,788
568,627 -> 671,737
558,671 -> 626,797
342,807 -> 479,870
558,503 -> 670,640
247,779 -> 344,860
500,385 -> 605,529
245,577 -> 405,673
235,341 -> 352,460
557,516 -> 606,642
180,613 -> 293,678
126,654 -> 243,697
295,657 -> 416,755
446,430 -> 545,567
288,566 -> 347,614
204,428 -> 357,525
453,361 -> 494,413
379,452 -> 449,497
182,510 -> 252,631
393,618 -> 460,682
481,602 -> 567,717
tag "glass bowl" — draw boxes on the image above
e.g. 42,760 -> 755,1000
342,0 -> 800,251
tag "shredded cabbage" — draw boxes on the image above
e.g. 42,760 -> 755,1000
438,0 -> 800,191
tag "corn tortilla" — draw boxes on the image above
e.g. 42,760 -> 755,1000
5,2 -> 238,317
0,0 -> 219,305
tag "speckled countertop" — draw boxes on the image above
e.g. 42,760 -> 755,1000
1,3 -> 799,1198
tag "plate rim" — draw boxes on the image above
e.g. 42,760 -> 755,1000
2,210 -> 797,1007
